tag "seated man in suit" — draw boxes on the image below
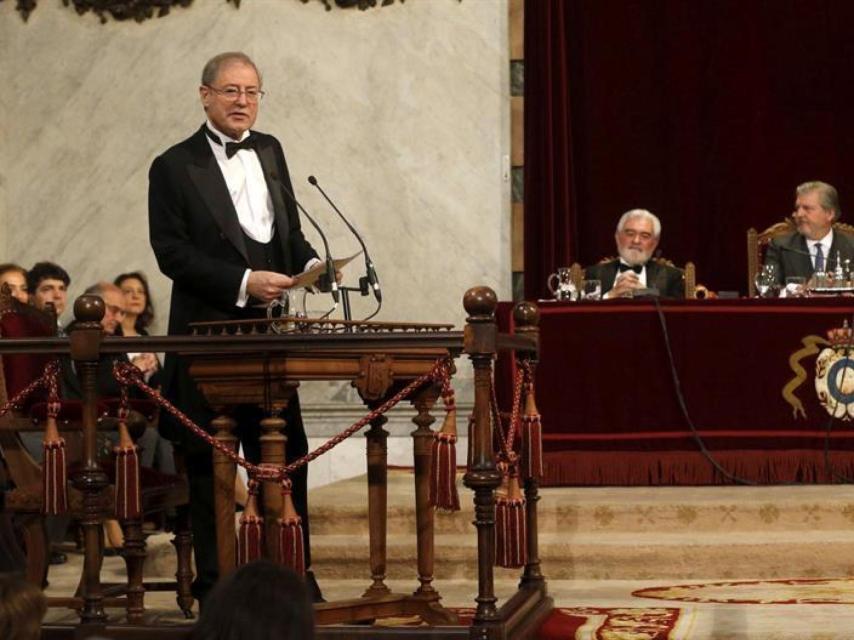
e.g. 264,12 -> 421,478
27,262 -> 71,333
585,208 -> 684,298
763,181 -> 854,283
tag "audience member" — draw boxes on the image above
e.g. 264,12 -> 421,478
18,262 -> 73,565
763,181 -> 854,284
27,261 -> 71,329
113,272 -> 175,475
584,209 -> 684,299
190,560 -> 314,640
114,272 -> 160,382
0,263 -> 29,304
0,573 -> 47,640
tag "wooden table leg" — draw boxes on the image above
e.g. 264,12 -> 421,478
410,385 -> 440,601
363,413 -> 390,597
260,412 -> 287,561
212,414 -> 237,577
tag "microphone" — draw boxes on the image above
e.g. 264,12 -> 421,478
271,176 -> 339,304
307,175 -> 382,303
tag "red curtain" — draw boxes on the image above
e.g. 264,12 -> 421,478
524,0 -> 854,299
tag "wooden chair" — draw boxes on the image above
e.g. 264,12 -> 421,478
746,219 -> 854,296
570,257 -> 698,298
0,287 -> 194,621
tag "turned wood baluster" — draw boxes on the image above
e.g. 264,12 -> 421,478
411,384 -> 441,601
70,296 -> 109,624
212,413 -> 238,576
461,287 -> 502,630
260,410 -> 287,560
513,301 -> 545,590
363,412 -> 391,597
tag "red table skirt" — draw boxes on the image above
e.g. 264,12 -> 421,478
497,298 -> 854,486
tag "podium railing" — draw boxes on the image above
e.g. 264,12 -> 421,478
0,286 -> 550,639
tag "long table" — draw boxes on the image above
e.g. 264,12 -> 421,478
498,298 -> 854,486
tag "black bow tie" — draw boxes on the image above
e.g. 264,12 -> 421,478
205,127 -> 257,158
618,263 -> 643,274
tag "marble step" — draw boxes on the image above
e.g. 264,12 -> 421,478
308,530 -> 854,581
309,478 -> 854,535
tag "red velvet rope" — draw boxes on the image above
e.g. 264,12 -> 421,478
113,358 -> 454,482
489,361 -> 530,465
0,359 -> 61,419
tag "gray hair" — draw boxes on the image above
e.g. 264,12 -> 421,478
616,208 -> 661,238
84,281 -> 121,298
201,52 -> 262,87
796,181 -> 840,220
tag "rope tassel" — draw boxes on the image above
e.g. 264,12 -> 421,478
114,416 -> 141,520
237,479 -> 264,566
520,383 -> 543,481
495,467 -> 527,568
429,388 -> 460,511
277,480 -> 305,576
42,408 -> 67,516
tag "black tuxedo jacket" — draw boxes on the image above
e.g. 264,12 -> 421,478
585,259 -> 685,299
148,125 -> 318,439
763,231 -> 854,284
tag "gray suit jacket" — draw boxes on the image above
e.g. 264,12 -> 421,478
763,231 -> 854,284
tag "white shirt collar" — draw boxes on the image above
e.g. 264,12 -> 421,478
808,229 -> 833,253
205,119 -> 250,147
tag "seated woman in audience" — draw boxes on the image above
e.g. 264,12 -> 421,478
114,271 -> 160,381
0,263 -> 29,304
191,560 -> 314,639
113,271 -> 175,476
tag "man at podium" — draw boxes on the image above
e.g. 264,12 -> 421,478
148,51 -> 322,604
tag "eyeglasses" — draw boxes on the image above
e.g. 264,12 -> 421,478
205,85 -> 266,103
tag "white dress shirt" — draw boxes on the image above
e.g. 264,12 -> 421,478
808,229 -> 833,271
603,260 -> 647,298
205,121 -> 318,306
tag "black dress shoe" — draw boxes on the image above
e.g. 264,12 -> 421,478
49,551 -> 67,565
304,570 -> 325,603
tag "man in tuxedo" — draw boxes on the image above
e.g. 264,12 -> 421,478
763,181 -> 854,284
148,52 -> 321,604
585,209 -> 684,298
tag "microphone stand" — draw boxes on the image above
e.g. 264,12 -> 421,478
307,176 -> 382,324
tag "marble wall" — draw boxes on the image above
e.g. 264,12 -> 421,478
0,0 -> 510,483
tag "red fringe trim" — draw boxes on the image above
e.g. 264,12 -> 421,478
115,446 -> 141,520
237,515 -> 264,566
238,486 -> 264,566
429,433 -> 460,511
42,440 -> 67,515
495,496 -> 527,568
277,518 -> 305,576
541,449 -> 854,486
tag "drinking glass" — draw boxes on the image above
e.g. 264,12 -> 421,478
547,267 -> 577,301
581,279 -> 602,301
754,264 -> 779,298
785,276 -> 806,298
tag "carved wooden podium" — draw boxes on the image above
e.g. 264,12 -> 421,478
2,286 -> 550,640
186,317 -> 460,628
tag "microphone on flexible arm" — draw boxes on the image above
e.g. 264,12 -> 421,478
271,176 -> 340,304
307,175 -> 382,304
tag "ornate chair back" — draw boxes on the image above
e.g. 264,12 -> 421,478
747,219 -> 854,296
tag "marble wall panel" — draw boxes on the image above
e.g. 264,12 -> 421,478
0,0 -> 509,432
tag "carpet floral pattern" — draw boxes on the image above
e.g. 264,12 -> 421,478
634,577 -> 854,605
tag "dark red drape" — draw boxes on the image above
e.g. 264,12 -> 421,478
525,0 -> 854,299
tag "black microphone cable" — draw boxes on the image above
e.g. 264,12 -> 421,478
651,297 -> 758,485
